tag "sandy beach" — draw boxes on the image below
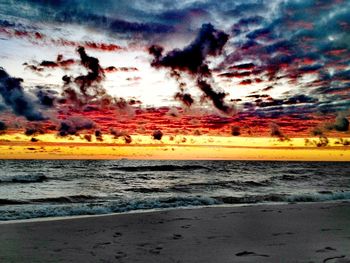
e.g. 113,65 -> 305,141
0,202 -> 349,263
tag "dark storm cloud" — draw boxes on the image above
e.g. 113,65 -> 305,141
152,130 -> 163,140
220,0 -> 350,116
58,116 -> 95,136
0,121 -> 6,131
283,95 -> 318,105
34,87 -> 57,107
327,116 -> 349,132
174,92 -> 194,107
155,8 -> 209,25
75,46 -> 104,92
149,23 -> 229,76
242,92 -> 322,119
24,55 -> 76,74
0,68 -> 46,121
149,23 -> 234,114
1,0 -> 175,38
25,126 -> 44,136
61,47 -> 108,104
228,63 -> 255,71
246,27 -> 273,40
197,79 -> 232,114
1,0 -> 279,43
270,123 -> 288,141
231,125 -> 240,136
109,19 -> 173,34
110,128 -> 132,143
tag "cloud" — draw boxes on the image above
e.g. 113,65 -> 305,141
1,0 -> 175,39
58,116 -> 95,136
24,55 -> 76,73
149,23 -> 234,114
0,68 -> 46,121
220,0 -> 350,116
270,123 -> 289,141
152,130 -> 163,140
150,23 -> 228,76
0,121 -> 6,131
109,19 -> 173,34
197,79 -> 233,114
1,0 -> 350,138
61,47 -> 108,105
110,128 -> 132,143
174,92 -> 194,107
327,115 -> 349,132
95,129 -> 103,141
34,87 -> 57,107
231,125 -> 240,136
75,46 -> 104,90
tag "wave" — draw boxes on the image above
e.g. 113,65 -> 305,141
30,195 -> 99,204
215,191 -> 350,204
286,191 -> 350,202
0,199 -> 30,205
110,165 -> 210,172
271,174 -> 310,181
214,194 -> 286,204
124,187 -> 166,193
1,192 -> 350,220
0,195 -> 100,206
171,179 -> 272,191
0,174 -> 48,184
0,196 -> 218,220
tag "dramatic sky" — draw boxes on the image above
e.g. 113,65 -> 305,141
0,0 -> 350,148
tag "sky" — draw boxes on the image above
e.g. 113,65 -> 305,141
0,0 -> 350,159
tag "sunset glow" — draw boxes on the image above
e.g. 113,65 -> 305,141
0,0 -> 349,160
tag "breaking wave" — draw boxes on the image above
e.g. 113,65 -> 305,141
1,191 -> 350,220
1,160 -> 350,221
109,165 -> 210,172
0,174 -> 48,183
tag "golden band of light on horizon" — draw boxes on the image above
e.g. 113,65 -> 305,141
0,134 -> 349,161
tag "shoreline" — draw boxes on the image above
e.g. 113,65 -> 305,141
0,200 -> 348,225
1,200 -> 350,225
1,201 -> 350,262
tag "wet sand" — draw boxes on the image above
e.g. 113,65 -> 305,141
1,202 -> 350,262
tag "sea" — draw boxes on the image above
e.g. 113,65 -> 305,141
0,160 -> 350,221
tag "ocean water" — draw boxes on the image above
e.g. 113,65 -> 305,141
0,160 -> 350,221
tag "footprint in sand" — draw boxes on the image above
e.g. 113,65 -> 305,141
316,247 -> 337,253
321,228 -> 342,232
267,242 -> 286,247
261,209 -> 274,212
113,232 -> 123,238
149,246 -> 163,254
172,234 -> 183,240
137,242 -> 151,247
235,251 -> 269,257
227,211 -> 244,214
272,232 -> 294,236
115,251 -> 127,259
92,242 -> 111,249
323,255 -> 346,263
